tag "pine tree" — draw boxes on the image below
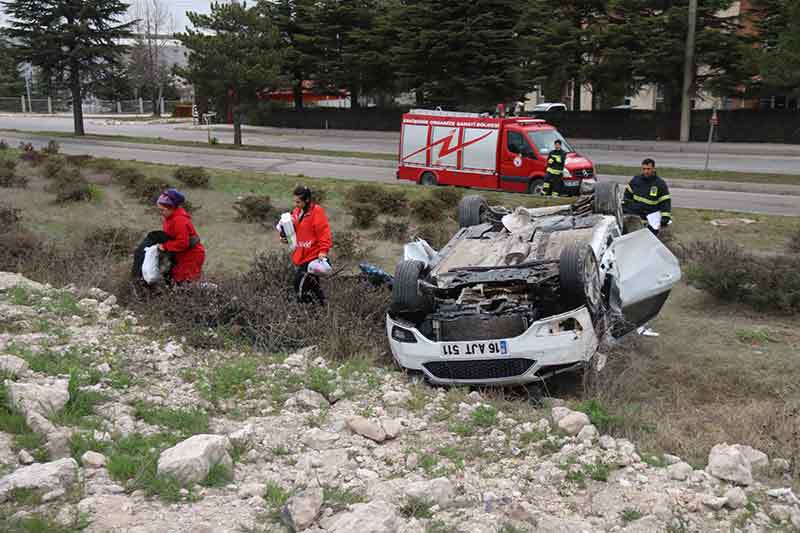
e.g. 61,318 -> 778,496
178,1 -> 284,146
2,0 -> 133,135
0,36 -> 25,96
749,0 -> 800,97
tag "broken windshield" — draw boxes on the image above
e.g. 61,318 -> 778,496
527,129 -> 574,155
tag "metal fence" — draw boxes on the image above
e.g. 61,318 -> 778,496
0,95 -> 184,116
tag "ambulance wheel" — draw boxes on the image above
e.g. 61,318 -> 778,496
528,178 -> 546,195
458,195 -> 488,228
559,242 -> 602,316
593,182 -> 623,229
420,172 -> 438,186
392,260 -> 432,312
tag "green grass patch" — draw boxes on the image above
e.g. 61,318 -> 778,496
620,508 -> 642,523
1,511 -> 90,533
132,401 -> 210,436
105,432 -> 188,502
195,357 -> 259,404
271,446 -> 291,457
640,453 -> 667,468
584,461 -> 612,482
50,370 -> 109,428
202,462 -> 233,487
0,383 -> 49,461
6,344 -> 92,378
470,405 -> 498,428
7,487 -> 43,505
323,486 -> 366,507
304,366 -> 336,399
263,480 -> 292,521
437,445 -> 466,471
305,407 -> 330,428
399,495 -> 435,519
68,431 -> 112,461
574,399 -> 624,434
735,328 -> 779,346
518,430 -> 547,447
7,286 -> 85,317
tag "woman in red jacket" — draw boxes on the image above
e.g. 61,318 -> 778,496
283,185 -> 332,304
156,189 -> 206,283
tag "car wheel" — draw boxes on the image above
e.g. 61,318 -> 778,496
593,182 -> 623,229
391,260 -> 432,312
559,242 -> 603,316
420,172 -> 438,186
457,195 -> 489,228
528,178 -> 546,195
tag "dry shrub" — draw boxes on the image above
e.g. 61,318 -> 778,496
682,239 -> 800,314
86,157 -> 117,173
43,157 -> 68,179
174,166 -> 210,188
134,251 -> 390,359
42,140 -> 60,155
135,177 -> 171,205
0,204 -> 21,230
332,231 -> 364,262
788,229 -> 800,254
82,227 -> 142,259
311,187 -> 327,204
0,230 -> 43,270
414,221 -> 454,249
0,159 -> 26,188
112,167 -> 146,189
48,168 -> 95,204
378,219 -> 409,242
410,196 -> 446,222
348,184 -> 407,216
234,195 -> 275,222
429,187 -> 463,207
65,154 -> 93,167
349,203 -> 379,229
0,140 -> 7,150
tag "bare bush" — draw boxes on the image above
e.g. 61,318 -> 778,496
348,184 -> 407,215
0,159 -> 26,188
429,187 -> 463,207
65,154 -> 94,167
414,222 -> 455,249
349,203 -> 380,229
0,203 -> 21,230
682,239 -> 800,314
174,166 -> 210,188
378,219 -> 409,242
233,195 -> 275,223
82,227 -> 142,259
112,167 -> 147,189
788,229 -> 800,254
410,196 -> 446,222
42,140 -> 60,155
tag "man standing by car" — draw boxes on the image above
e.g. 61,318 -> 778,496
623,158 -> 672,235
544,140 -> 566,197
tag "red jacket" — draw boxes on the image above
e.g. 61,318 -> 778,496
162,207 -> 205,282
291,203 -> 332,266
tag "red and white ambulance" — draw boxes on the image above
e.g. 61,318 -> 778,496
396,109 -> 596,195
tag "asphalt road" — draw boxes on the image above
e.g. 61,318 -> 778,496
2,130 -> 799,217
4,114 -> 800,175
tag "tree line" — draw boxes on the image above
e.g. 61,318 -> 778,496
0,0 -> 798,139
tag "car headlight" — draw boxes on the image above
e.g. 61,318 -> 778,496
391,326 -> 417,343
562,169 -> 572,178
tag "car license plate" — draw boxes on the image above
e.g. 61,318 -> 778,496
441,340 -> 509,357
563,180 -> 579,187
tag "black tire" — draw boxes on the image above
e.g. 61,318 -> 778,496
528,178 -> 546,195
391,260 -> 431,311
457,195 -> 488,228
420,172 -> 437,186
593,182 -> 623,229
559,243 -> 602,315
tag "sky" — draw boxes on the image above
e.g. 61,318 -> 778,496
0,1 -> 226,32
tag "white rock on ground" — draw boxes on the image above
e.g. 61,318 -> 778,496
0,458 -> 79,502
382,389 -> 412,406
668,462 -> 693,481
551,406 -> 571,423
320,500 -> 399,533
0,355 -> 30,377
725,487 -> 748,509
81,451 -> 107,469
732,444 -> 769,472
346,416 -> 387,442
292,389 -> 330,410
17,450 -> 34,465
228,424 -> 255,448
707,443 -> 753,485
0,272 -> 46,291
577,424 -> 598,441
557,411 -> 591,436
282,486 -> 324,531
156,435 -> 233,485
7,379 -> 70,416
404,477 -> 455,507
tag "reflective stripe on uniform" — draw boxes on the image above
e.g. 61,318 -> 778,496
546,168 -> 561,175
661,212 -> 672,217
632,194 -> 670,205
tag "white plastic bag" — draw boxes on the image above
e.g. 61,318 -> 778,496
308,258 -> 333,277
278,212 -> 297,252
142,245 -> 161,284
646,211 -> 662,231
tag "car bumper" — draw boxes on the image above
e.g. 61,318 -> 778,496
386,307 -> 599,386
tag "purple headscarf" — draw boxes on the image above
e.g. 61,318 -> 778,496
157,188 -> 186,207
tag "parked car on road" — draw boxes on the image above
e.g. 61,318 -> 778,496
386,184 -> 682,386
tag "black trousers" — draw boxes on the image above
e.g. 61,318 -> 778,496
545,172 -> 563,196
294,262 -> 326,304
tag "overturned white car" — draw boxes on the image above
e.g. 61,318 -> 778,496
386,183 -> 681,385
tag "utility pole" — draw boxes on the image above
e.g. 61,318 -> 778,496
679,0 -> 698,142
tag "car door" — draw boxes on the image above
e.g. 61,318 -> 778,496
499,130 -> 537,193
606,229 -> 681,336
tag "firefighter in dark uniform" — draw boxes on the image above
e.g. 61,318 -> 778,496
622,158 -> 672,235
544,140 -> 566,197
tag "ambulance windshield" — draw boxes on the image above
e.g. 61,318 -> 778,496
527,129 -> 574,154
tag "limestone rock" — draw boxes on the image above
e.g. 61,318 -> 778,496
320,500 -> 399,533
302,429 -> 340,450
404,477 -> 455,507
156,435 -> 233,485
725,487 -> 748,509
293,389 -> 330,410
7,379 -> 70,416
551,406 -> 571,423
347,416 -> 386,443
577,424 -> 598,441
282,486 -> 324,531
0,458 -> 79,502
668,462 -> 693,481
557,411 -> 591,436
708,443 -> 753,486
0,355 -> 29,377
732,444 -> 769,472
382,389 -> 412,406
81,451 -> 107,469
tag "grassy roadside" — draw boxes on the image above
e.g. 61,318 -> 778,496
0,128 -> 397,162
4,128 -> 800,186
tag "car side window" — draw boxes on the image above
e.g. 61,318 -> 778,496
507,131 -> 534,158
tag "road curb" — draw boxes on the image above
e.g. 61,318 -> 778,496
599,174 -> 800,197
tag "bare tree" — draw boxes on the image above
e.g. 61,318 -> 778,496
129,0 -> 175,116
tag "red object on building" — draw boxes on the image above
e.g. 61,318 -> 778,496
259,80 -> 349,106
396,110 -> 596,195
